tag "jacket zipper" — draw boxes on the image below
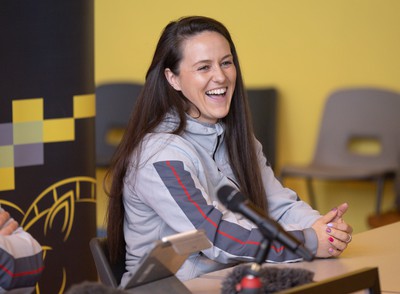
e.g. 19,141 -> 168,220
213,135 -> 240,189
212,135 -> 220,161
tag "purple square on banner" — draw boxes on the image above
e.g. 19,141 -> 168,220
0,123 -> 13,146
14,143 -> 44,167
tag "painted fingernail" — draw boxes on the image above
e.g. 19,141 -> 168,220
327,223 -> 334,227
326,227 -> 332,233
328,248 -> 334,254
331,207 -> 338,212
329,237 -> 334,243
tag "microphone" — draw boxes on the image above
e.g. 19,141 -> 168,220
217,185 -> 314,261
221,264 -> 314,294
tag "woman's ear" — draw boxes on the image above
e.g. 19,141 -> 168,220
164,68 -> 181,91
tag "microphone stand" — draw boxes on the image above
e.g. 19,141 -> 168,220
238,238 -> 270,294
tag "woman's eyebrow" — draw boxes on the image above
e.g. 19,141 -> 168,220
192,54 -> 233,66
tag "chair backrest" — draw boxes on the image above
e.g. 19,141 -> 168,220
247,88 -> 278,169
95,83 -> 142,166
89,237 -> 126,288
312,87 -> 400,170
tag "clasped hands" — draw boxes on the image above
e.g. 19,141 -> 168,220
312,203 -> 353,257
0,208 -> 19,236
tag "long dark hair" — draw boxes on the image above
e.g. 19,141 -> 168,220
105,16 -> 267,263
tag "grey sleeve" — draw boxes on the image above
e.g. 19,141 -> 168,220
0,228 -> 44,292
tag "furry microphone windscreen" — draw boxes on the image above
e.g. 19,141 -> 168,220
221,264 -> 315,294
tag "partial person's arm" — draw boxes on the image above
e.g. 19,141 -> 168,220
0,209 -> 44,292
254,139 -> 352,257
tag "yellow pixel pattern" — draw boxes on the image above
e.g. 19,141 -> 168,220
0,94 -> 95,191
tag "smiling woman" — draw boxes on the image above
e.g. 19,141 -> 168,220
164,31 -> 237,124
104,16 -> 353,288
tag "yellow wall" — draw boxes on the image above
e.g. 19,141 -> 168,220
95,0 -> 400,232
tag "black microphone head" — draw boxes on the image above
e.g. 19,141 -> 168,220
217,185 -> 245,212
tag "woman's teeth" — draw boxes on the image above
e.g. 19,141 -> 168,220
206,88 -> 226,95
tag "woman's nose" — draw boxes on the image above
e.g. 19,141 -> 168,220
212,66 -> 227,83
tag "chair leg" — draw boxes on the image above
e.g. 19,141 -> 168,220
395,173 -> 400,212
306,178 -> 317,209
375,177 -> 384,215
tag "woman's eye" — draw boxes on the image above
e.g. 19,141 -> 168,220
198,65 -> 210,71
222,61 -> 233,67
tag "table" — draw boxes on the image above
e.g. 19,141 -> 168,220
184,221 -> 400,293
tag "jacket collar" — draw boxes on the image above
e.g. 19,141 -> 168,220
158,111 -> 225,154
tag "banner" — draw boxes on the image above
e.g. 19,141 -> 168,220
0,1 -> 97,292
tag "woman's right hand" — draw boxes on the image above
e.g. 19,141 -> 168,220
0,209 -> 19,236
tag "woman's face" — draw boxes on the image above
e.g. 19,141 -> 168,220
165,31 -> 237,124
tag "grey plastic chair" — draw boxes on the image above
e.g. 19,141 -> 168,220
280,88 -> 400,214
247,88 -> 278,170
95,83 -> 142,167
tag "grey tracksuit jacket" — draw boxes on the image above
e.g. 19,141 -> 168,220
0,227 -> 43,293
120,113 -> 320,285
